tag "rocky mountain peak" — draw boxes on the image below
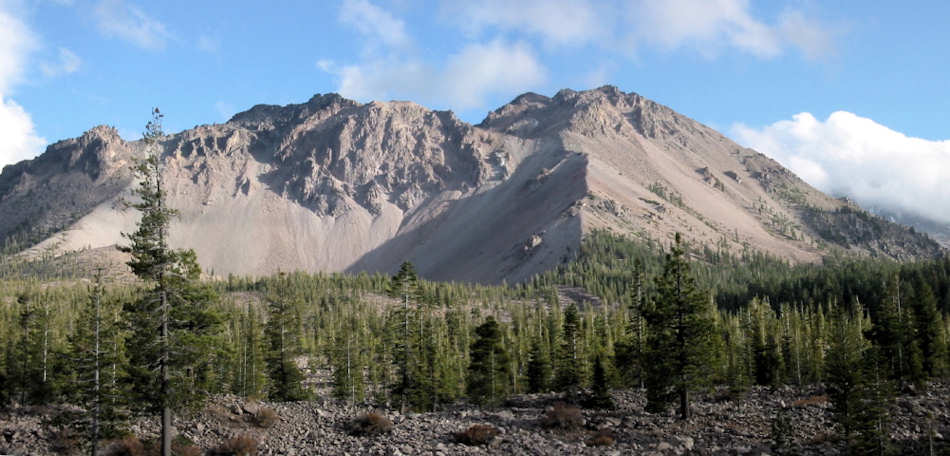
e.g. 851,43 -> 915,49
1,88 -> 942,282
266,97 -> 492,215
227,92 -> 359,128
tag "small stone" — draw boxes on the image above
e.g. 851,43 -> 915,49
676,436 -> 694,451
657,441 -> 673,451
496,410 -> 515,420
242,402 -> 261,416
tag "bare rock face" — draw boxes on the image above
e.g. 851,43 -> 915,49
0,87 -> 942,282
0,126 -> 134,253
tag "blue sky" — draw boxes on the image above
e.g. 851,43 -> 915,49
2,0 -> 949,223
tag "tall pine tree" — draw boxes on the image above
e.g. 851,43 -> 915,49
644,233 -> 714,419
119,108 -> 222,456
68,270 -> 127,454
264,275 -> 309,401
466,317 -> 510,406
554,303 -> 583,394
386,262 -> 426,411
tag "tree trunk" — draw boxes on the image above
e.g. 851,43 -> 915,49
161,290 -> 172,456
679,388 -> 690,420
402,290 -> 409,414
92,290 -> 101,456
42,304 -> 49,384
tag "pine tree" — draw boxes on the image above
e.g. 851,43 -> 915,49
466,317 -> 510,406
644,233 -> 714,419
617,259 -> 648,388
237,305 -> 267,399
750,299 -> 782,387
585,353 -> 615,409
866,274 -> 908,381
119,108 -> 223,456
851,348 -> 893,456
16,290 -> 57,404
69,270 -> 127,454
264,276 -> 309,401
554,303 -> 583,394
825,310 -> 871,454
526,335 -> 552,393
910,280 -> 948,378
332,317 -> 365,404
386,262 -> 425,412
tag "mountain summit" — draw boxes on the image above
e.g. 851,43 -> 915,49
0,87 -> 941,282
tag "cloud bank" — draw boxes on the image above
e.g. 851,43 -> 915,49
447,0 -> 836,59
322,40 -> 545,110
0,5 -> 46,170
339,0 -> 411,50
733,112 -> 950,225
322,0 -> 837,114
322,1 -> 546,111
627,0 -> 835,59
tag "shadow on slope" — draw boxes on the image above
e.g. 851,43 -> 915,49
346,140 -> 588,284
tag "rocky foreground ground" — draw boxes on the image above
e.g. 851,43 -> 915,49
1,385 -> 948,455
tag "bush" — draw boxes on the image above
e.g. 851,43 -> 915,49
175,444 -> 202,456
346,412 -> 393,437
541,402 -> 583,430
453,424 -> 500,446
792,395 -> 829,407
586,430 -> 615,447
48,427 -> 79,455
102,435 -> 201,456
103,437 -> 146,456
209,434 -> 258,456
252,407 -> 278,428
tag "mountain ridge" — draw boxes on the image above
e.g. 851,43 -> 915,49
0,86 -> 942,282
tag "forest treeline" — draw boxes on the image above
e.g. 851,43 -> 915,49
1,228 -> 949,453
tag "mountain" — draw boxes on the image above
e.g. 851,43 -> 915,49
868,206 -> 950,249
0,87 -> 942,283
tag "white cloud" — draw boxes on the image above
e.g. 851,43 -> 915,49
732,112 -> 950,225
629,0 -> 780,58
0,4 -> 46,169
0,97 -> 47,169
94,0 -> 171,50
324,40 -> 546,110
441,40 -> 547,108
626,0 -> 837,59
40,47 -> 81,77
339,0 -> 410,50
446,0 -> 605,47
328,1 -> 545,111
0,5 -> 36,92
197,34 -> 219,53
443,0 -> 835,60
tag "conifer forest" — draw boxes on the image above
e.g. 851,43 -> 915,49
3,225 -> 950,454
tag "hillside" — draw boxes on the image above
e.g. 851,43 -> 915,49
0,87 -> 942,282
